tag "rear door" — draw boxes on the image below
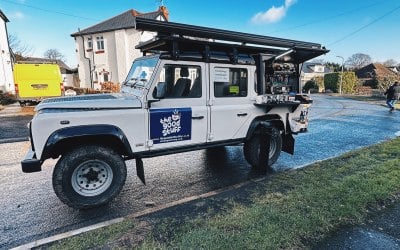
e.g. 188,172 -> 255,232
147,61 -> 208,150
208,64 -> 255,141
15,64 -> 62,99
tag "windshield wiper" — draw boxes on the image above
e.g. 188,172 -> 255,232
123,78 -> 138,87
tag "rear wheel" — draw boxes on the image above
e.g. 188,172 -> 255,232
243,127 -> 282,171
52,145 -> 127,209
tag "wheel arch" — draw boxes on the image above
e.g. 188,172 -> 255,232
41,125 -> 133,161
245,115 -> 295,155
245,115 -> 285,141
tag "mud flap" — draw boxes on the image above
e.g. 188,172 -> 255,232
258,126 -> 271,171
282,133 -> 295,155
135,158 -> 146,185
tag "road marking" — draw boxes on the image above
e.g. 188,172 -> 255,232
11,218 -> 125,250
11,177 -> 266,249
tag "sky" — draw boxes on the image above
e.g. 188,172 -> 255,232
0,0 -> 399,68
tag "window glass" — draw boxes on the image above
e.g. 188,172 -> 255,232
96,36 -> 104,50
158,65 -> 202,98
103,73 -> 109,82
87,37 -> 92,49
214,67 -> 247,97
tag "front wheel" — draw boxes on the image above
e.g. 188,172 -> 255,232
52,145 -> 127,209
243,127 -> 282,171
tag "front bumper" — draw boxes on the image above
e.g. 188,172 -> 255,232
21,148 -> 42,173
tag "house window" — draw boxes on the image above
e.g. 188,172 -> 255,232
93,72 -> 98,82
214,67 -> 248,97
103,73 -> 109,82
96,36 -> 104,50
87,37 -> 92,49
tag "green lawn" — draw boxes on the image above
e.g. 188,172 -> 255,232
49,138 -> 400,249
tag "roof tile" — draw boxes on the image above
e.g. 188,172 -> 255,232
71,8 -> 166,37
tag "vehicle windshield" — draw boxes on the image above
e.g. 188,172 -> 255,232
122,56 -> 159,90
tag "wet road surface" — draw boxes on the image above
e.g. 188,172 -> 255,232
0,95 -> 399,249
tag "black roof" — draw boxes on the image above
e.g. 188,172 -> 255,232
71,9 -> 166,37
0,10 -> 9,22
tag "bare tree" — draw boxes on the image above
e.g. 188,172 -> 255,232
345,53 -> 372,70
43,49 -> 66,63
382,59 -> 397,67
8,33 -> 33,59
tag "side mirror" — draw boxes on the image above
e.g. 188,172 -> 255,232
153,82 -> 167,99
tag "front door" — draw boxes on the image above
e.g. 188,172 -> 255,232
147,61 -> 208,150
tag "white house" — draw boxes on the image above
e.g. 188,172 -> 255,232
300,62 -> 331,89
71,6 -> 169,89
0,10 -> 14,93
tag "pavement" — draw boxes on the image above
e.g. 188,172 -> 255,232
0,102 -> 34,118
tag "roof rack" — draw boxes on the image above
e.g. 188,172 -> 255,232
135,18 -> 324,50
135,17 -> 328,64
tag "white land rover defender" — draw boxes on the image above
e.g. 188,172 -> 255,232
21,18 -> 328,209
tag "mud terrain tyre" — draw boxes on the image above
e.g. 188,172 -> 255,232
243,127 -> 282,171
52,145 -> 127,209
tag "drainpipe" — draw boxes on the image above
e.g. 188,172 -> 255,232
4,19 -> 14,93
78,29 -> 93,88
91,42 -> 96,89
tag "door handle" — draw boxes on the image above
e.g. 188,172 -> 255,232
237,113 -> 248,117
192,116 -> 204,120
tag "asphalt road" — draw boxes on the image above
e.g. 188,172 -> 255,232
0,115 -> 32,143
0,95 -> 399,249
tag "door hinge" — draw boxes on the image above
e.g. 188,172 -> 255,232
207,133 -> 214,141
207,99 -> 213,106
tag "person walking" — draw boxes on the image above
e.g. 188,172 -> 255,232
384,82 -> 399,112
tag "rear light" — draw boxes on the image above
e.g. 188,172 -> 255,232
15,83 -> 19,94
60,83 -> 64,92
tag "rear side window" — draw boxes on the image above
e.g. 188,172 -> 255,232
214,67 -> 248,97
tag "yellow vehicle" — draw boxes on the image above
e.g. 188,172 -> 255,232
14,62 -> 64,106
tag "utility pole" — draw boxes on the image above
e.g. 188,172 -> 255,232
336,56 -> 344,95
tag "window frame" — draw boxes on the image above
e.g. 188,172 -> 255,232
96,36 -> 105,51
213,67 -> 248,98
158,64 -> 202,99
87,37 -> 93,49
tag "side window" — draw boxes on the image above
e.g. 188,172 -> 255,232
158,65 -> 202,98
96,36 -> 104,50
87,37 -> 93,49
214,67 -> 248,97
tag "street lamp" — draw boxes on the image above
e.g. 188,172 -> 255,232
336,56 -> 344,95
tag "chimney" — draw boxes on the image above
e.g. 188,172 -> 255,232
159,6 -> 169,21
